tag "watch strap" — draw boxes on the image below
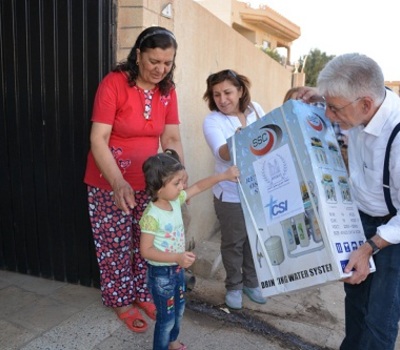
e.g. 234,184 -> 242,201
366,239 -> 380,255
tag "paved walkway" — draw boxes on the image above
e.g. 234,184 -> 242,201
2,269 -> 400,350
0,270 -> 297,350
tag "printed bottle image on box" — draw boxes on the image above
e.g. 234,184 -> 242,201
228,99 -> 375,297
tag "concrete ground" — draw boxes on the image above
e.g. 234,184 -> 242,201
2,241 -> 400,350
0,269 -> 309,350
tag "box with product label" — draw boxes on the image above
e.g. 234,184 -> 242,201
227,99 -> 375,297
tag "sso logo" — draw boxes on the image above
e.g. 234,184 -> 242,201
265,195 -> 288,220
306,113 -> 325,132
250,125 -> 282,156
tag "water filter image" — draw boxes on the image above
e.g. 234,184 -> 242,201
311,137 -> 328,165
322,173 -> 337,203
304,209 -> 312,239
338,176 -> 352,203
290,217 -> 301,246
295,213 -> 310,248
264,236 -> 285,265
280,219 -> 297,252
328,142 -> 344,169
304,201 -> 323,243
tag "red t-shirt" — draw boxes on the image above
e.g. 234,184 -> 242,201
84,71 -> 180,191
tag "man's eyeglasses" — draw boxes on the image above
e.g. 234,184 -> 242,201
324,97 -> 363,115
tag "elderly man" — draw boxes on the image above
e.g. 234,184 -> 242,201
297,53 -> 400,350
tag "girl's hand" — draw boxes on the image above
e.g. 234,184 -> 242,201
177,251 -> 196,268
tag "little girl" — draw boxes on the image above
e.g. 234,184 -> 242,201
140,149 -> 239,350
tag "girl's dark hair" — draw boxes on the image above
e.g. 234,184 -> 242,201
203,69 -> 251,112
113,26 -> 177,95
142,149 -> 185,202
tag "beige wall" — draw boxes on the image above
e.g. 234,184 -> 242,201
386,81 -> 400,96
194,0 -> 233,25
116,0 -> 292,243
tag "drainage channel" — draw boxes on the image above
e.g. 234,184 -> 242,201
186,299 -> 331,350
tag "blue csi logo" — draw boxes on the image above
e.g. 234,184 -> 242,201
265,195 -> 288,220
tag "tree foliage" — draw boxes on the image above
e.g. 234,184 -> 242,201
261,47 -> 284,65
297,49 -> 335,87
260,47 -> 335,87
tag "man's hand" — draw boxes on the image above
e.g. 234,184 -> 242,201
342,243 -> 372,284
295,86 -> 325,104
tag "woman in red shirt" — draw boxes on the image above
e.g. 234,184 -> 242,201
84,26 -> 185,335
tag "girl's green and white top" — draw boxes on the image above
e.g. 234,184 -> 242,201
139,190 -> 187,266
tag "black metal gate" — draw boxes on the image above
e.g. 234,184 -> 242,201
0,0 -> 115,287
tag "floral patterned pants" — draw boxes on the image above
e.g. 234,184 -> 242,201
87,186 -> 151,307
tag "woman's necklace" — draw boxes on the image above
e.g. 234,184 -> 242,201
235,111 -> 247,127
135,86 -> 155,120
225,110 -> 247,132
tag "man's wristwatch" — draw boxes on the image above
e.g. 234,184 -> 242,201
365,239 -> 380,255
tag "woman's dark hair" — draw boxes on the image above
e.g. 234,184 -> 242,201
203,69 -> 251,112
142,149 -> 185,202
113,26 -> 177,95
283,87 -> 301,103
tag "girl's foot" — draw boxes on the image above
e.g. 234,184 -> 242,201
168,340 -> 187,350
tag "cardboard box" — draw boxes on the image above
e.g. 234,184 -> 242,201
227,100 -> 375,297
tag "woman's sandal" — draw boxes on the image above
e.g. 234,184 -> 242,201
135,300 -> 157,320
117,307 -> 148,333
